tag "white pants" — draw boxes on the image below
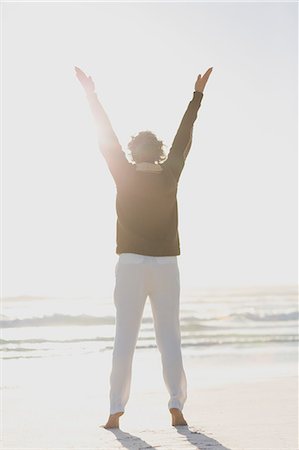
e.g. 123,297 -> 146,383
109,253 -> 187,415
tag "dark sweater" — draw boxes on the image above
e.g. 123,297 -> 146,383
87,90 -> 204,256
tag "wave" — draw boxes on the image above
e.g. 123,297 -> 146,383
1,333 -> 297,360
0,313 -> 119,328
1,334 -> 297,348
1,309 -> 298,329
2,336 -> 298,360
182,311 -> 299,323
229,311 -> 299,322
0,337 -> 114,344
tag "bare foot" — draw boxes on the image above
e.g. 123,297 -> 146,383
170,407 -> 188,426
100,411 -> 124,429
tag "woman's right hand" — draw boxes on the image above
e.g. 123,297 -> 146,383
75,66 -> 95,94
195,67 -> 213,93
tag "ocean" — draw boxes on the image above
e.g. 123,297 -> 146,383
1,286 -> 298,360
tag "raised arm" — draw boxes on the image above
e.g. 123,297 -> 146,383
168,90 -> 204,161
75,66 -> 129,182
166,67 -> 213,179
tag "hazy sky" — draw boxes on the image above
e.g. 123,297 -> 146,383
2,1 -> 298,298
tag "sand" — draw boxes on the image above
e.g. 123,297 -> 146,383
1,346 -> 298,449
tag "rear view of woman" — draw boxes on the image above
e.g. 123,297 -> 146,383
75,65 -> 213,429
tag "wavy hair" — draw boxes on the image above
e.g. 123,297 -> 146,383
127,131 -> 167,164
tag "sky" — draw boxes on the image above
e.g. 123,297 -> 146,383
2,1 -> 298,298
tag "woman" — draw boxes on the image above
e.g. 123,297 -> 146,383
75,65 -> 213,429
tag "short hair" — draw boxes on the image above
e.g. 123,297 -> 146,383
127,131 -> 167,164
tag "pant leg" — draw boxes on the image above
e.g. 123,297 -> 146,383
148,257 -> 187,411
109,255 -> 148,414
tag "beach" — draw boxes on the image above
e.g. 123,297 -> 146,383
1,286 -> 298,449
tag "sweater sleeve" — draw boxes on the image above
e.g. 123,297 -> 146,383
165,91 -> 204,180
86,91 -> 130,183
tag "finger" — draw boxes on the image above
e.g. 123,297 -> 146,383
75,67 -> 88,78
75,66 -> 84,74
202,68 -> 213,82
75,73 -> 86,82
204,67 -> 213,77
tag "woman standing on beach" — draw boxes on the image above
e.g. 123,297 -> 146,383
75,65 -> 213,429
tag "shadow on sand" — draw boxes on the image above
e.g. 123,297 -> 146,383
106,426 -> 231,449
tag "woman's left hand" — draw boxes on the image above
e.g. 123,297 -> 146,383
75,66 -> 95,94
